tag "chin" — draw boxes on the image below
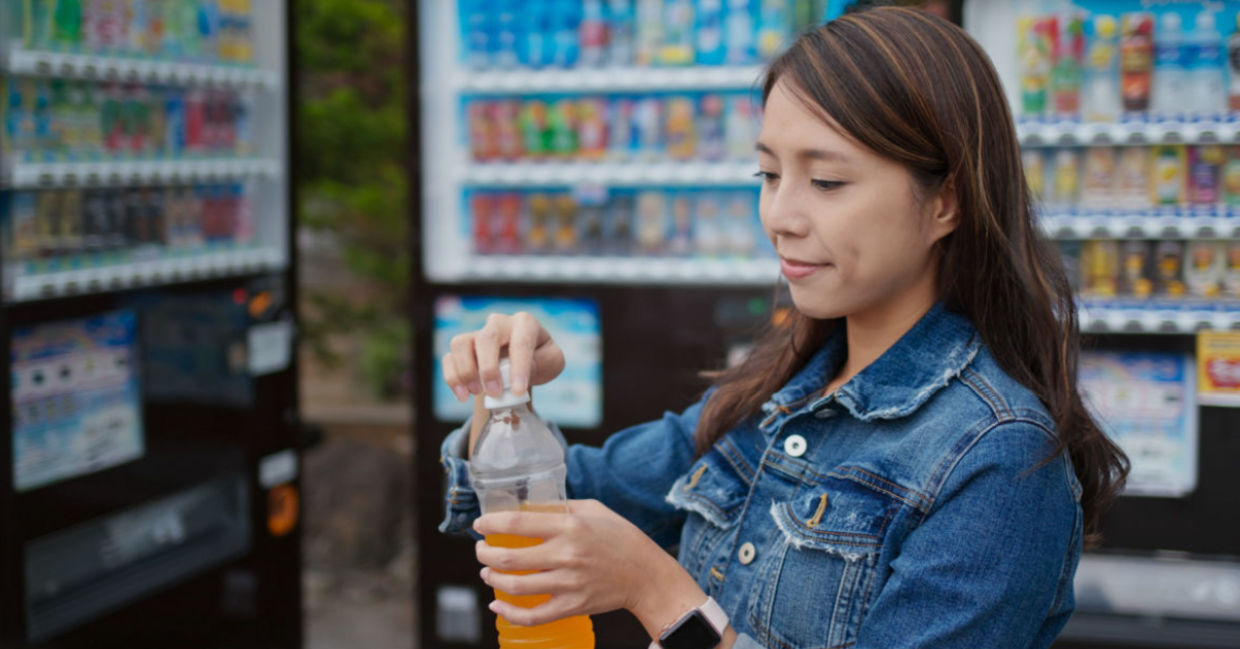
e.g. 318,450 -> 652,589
787,289 -> 850,321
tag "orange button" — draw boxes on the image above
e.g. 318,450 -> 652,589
268,484 -> 299,537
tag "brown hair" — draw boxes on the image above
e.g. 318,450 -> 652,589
695,7 -> 1128,545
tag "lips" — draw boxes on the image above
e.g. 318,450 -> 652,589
780,257 -> 829,279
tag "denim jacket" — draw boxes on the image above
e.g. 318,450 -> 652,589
440,303 -> 1084,649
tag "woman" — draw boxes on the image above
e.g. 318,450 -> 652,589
439,7 -> 1128,648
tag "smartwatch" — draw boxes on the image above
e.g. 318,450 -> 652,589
649,597 -> 729,649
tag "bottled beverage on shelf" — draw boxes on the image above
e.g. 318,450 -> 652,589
0,79 -> 250,161
1082,15 -> 1120,122
469,358 -> 596,649
696,0 -> 726,66
659,0 -> 695,65
1017,14 -> 1053,116
756,0 -> 791,61
606,0 -> 635,65
725,0 -> 757,64
634,0 -> 663,66
1186,10 -> 1227,119
1151,12 -> 1186,119
579,0 -> 608,67
2,183 -> 250,266
459,0 -> 793,70
1051,13 -> 1085,117
1120,12 -> 1154,114
468,187 -> 763,260
1230,13 -> 1240,112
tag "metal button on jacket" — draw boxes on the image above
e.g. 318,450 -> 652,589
784,434 -> 808,457
738,542 -> 757,565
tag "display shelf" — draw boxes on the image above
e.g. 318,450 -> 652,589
458,255 -> 777,284
6,246 -> 285,302
3,45 -> 279,89
463,161 -> 759,186
1040,212 -> 1240,240
1017,118 -> 1240,147
1078,302 -> 1240,334
4,158 -> 281,189
455,65 -> 766,94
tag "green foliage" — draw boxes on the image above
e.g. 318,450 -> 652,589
296,0 -> 409,399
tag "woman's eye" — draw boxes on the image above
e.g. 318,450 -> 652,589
754,171 -> 779,184
811,179 -> 845,191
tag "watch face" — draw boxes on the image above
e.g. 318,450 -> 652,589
661,611 -> 721,649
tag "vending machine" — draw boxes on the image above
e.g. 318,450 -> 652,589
0,2 -> 301,648
410,1 -> 834,646
964,1 -> 1240,647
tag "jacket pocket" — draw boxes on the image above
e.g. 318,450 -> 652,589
666,449 -> 751,578
748,480 -> 896,649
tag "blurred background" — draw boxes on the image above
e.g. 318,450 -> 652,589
1,1 -> 1239,649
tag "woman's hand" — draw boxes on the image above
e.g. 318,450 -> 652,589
473,499 -> 709,637
442,311 -> 565,400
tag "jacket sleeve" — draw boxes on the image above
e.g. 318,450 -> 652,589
439,391 -> 710,549
853,420 -> 1084,649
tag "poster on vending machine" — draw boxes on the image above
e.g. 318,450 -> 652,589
433,295 -> 602,428
10,310 -> 145,492
1078,351 -> 1197,498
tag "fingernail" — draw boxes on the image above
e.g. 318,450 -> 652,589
488,601 -> 501,613
486,380 -> 502,396
453,385 -> 470,402
468,381 -> 483,395
511,379 -> 526,396
479,567 -> 489,581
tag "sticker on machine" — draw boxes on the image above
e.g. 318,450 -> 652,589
1079,351 -> 1198,498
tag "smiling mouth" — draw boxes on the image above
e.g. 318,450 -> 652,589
780,257 -> 831,279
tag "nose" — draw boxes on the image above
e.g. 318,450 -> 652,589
761,179 -> 811,239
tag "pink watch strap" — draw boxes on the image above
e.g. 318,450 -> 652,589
647,596 -> 729,649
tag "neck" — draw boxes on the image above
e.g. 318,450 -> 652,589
828,274 -> 939,394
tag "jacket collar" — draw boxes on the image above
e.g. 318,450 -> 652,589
765,302 -> 981,422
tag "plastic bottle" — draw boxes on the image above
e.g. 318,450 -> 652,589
1187,10 -> 1227,119
757,0 -> 790,61
725,0 -> 756,65
1082,15 -> 1120,123
1051,13 -> 1084,118
1120,12 -> 1154,114
53,0 -> 84,51
606,0 -> 634,66
469,359 -> 595,649
696,0 -> 726,66
1228,13 -> 1240,112
579,0 -> 607,67
1152,12 -> 1186,120
1017,15 -> 1053,118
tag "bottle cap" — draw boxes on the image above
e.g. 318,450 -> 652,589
483,358 -> 532,410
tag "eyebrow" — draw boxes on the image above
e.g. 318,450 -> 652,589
755,142 -> 851,164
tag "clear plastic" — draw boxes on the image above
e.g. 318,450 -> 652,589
470,359 -> 594,649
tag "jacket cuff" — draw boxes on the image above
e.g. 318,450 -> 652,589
438,421 -> 481,537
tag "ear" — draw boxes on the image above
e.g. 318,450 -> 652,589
924,176 -> 960,244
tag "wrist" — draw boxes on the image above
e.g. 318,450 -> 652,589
629,548 -> 709,639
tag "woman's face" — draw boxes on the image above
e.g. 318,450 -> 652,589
757,81 -> 957,321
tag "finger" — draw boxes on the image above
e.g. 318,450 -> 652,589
474,509 -> 570,539
506,312 -> 540,396
475,538 -> 563,574
489,594 -> 584,627
449,334 -> 483,395
480,566 -> 574,597
441,353 -> 471,402
531,342 -> 566,386
475,314 -> 512,397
